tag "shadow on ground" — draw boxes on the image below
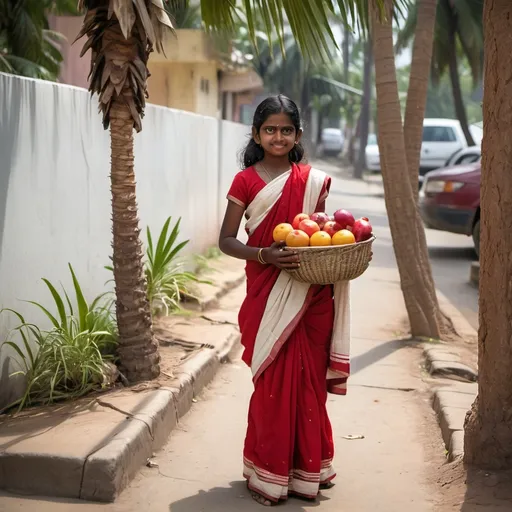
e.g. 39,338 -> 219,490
169,480 -> 331,511
437,460 -> 512,511
460,467 -> 512,511
429,246 -> 477,262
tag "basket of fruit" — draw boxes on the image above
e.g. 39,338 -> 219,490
273,209 -> 375,285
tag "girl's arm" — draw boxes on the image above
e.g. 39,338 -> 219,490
219,202 -> 260,261
218,202 -> 300,269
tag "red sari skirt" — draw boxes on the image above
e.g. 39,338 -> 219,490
242,282 -> 336,502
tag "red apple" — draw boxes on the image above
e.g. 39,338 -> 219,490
298,219 -> 320,237
292,213 -> 309,230
333,209 -> 355,229
352,217 -> 373,242
310,212 -> 330,229
323,220 -> 342,238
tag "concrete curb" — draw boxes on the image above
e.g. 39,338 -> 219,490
431,385 -> 476,462
425,289 -> 479,463
80,333 -> 241,502
423,345 -> 478,382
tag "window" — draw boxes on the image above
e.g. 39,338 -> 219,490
457,154 -> 480,165
200,78 -> 210,94
422,126 -> 457,142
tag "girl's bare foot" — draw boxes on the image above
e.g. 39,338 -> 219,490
251,491 -> 273,506
320,481 -> 335,490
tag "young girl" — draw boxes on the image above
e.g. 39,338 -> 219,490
219,95 -> 351,506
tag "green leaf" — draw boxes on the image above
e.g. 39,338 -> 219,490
41,278 -> 67,328
68,264 -> 89,332
26,300 -> 60,329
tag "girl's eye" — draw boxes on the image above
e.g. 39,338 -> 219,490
265,127 -> 275,134
282,128 -> 293,135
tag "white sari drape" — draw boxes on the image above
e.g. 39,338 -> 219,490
245,168 -> 351,394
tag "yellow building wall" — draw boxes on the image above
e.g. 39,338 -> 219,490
194,62 -> 219,118
147,61 -> 219,117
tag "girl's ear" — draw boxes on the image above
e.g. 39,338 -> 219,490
295,128 -> 303,143
252,126 -> 260,144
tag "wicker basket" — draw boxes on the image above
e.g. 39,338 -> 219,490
285,236 -> 375,285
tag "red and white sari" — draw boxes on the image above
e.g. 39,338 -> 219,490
227,163 -> 350,503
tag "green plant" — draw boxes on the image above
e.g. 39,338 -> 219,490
0,265 -> 118,412
145,217 -> 211,316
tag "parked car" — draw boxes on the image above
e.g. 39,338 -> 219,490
365,133 -> 380,172
363,119 -> 482,174
420,118 -> 482,173
419,162 -> 481,256
444,146 -> 481,167
320,128 -> 344,156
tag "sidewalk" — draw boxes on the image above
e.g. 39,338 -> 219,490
0,257 -> 245,503
0,259 -> 446,511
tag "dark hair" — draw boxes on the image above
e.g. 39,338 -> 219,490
240,94 -> 305,168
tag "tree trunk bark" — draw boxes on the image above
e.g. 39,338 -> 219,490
445,0 -> 476,147
464,0 -> 512,469
404,0 -> 438,200
354,37 -> 373,179
372,0 -> 445,339
110,98 -> 160,382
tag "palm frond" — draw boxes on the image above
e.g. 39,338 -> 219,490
395,1 -> 417,52
200,0 -> 394,62
77,0 -> 173,132
0,0 -> 67,80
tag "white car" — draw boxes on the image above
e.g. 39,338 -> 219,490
363,119 -> 483,173
365,134 -> 380,171
320,128 -> 344,156
444,146 -> 481,167
420,118 -> 482,172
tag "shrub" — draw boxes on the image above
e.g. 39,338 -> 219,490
1,265 -> 117,412
145,217 -> 211,316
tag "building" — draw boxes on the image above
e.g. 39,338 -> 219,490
147,29 -> 263,122
48,17 -> 263,123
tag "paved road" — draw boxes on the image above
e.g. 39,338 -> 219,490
319,159 -> 479,331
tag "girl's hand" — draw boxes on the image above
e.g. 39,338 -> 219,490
262,242 -> 300,269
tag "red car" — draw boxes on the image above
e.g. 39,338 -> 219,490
419,162 -> 481,256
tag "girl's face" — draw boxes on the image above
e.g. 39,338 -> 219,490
253,112 -> 302,159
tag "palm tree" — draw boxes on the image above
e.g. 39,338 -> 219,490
397,0 -> 483,146
403,0 -> 438,200
372,0 -> 451,339
354,37 -> 373,179
76,0 -> 174,382
0,0 -> 76,80
464,0 -> 512,470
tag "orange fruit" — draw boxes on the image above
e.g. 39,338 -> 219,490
273,223 -> 294,243
332,229 -> 356,245
286,230 -> 310,247
310,231 -> 332,246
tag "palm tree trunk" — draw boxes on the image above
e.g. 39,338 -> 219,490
404,0 -> 438,200
464,0 -> 512,469
372,0 -> 446,339
445,0 -> 476,147
110,97 -> 160,382
354,37 -> 373,179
